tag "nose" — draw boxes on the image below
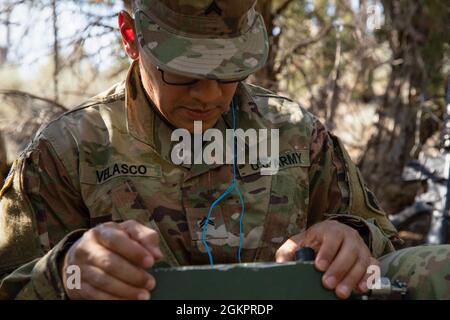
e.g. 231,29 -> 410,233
189,79 -> 223,104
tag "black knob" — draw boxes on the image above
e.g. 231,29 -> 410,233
295,247 -> 316,262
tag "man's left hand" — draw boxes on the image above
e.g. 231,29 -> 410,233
275,220 -> 378,299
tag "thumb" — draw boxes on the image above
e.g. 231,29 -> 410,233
275,233 -> 306,262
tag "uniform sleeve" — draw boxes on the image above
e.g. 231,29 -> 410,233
0,137 -> 89,300
307,119 -> 403,258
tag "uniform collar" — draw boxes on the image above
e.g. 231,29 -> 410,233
126,61 -> 157,148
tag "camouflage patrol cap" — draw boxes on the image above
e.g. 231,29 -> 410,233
133,0 -> 269,81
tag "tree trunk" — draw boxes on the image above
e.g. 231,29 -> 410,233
359,73 -> 419,213
51,0 -> 59,103
0,131 -> 7,183
0,2 -> 12,65
252,0 -> 278,91
359,0 -> 430,214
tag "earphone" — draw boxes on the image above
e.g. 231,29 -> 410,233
201,96 -> 245,267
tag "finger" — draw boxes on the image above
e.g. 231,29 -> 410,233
93,222 -> 155,268
315,232 -> 344,272
87,244 -> 155,289
76,282 -> 122,300
83,265 -> 153,300
335,255 -> 370,299
275,233 -> 305,262
322,238 -> 359,289
120,220 -> 163,260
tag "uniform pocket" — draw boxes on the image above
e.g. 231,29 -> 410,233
254,162 -> 310,262
185,206 -> 228,241
108,179 -> 152,223
83,178 -> 152,226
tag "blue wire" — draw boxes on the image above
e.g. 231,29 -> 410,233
201,96 -> 245,266
236,187 -> 245,263
232,99 -> 245,263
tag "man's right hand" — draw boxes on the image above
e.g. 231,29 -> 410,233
61,220 -> 163,300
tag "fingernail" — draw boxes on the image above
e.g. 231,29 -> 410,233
338,285 -> 350,298
317,259 -> 328,270
143,256 -> 153,267
325,276 -> 336,288
359,281 -> 368,292
138,291 -> 150,300
154,248 -> 163,258
146,279 -> 155,290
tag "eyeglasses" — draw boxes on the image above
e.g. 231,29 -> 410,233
157,66 -> 248,86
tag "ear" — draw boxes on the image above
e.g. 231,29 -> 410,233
118,10 -> 139,60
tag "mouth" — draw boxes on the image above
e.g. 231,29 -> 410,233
178,106 -> 219,121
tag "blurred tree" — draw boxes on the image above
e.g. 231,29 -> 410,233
359,0 -> 450,214
360,0 -> 450,213
0,0 -> 129,169
0,132 -> 6,183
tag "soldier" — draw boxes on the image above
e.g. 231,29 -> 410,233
0,0 -> 449,300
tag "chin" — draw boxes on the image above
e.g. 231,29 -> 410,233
184,121 -> 214,133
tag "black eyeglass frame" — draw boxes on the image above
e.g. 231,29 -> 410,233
157,66 -> 249,86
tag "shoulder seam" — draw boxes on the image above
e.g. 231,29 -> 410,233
32,90 -> 125,141
253,93 -> 294,102
63,91 -> 125,117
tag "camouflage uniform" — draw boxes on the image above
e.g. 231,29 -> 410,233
1,0 -> 449,300
379,246 -> 450,299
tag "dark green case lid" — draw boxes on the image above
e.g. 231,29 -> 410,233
147,261 -> 337,300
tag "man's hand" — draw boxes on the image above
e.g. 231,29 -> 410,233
61,220 -> 163,300
275,220 -> 378,299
